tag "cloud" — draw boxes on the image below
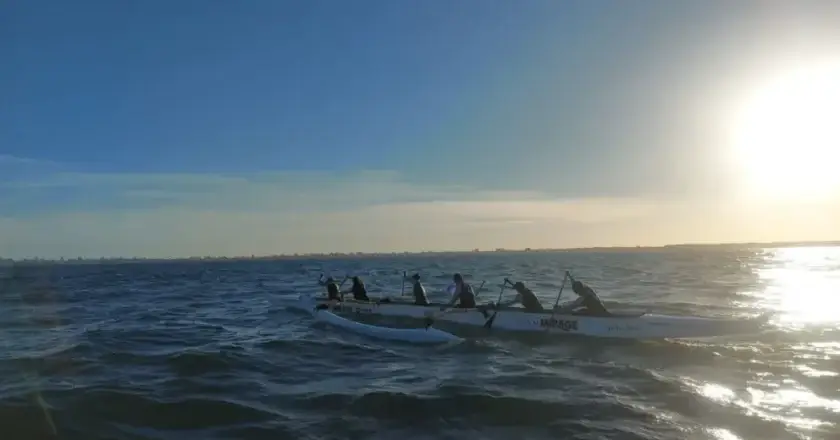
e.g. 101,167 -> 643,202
1,166 -> 838,259
0,155 -> 41,165
0,166 -> 670,258
1,168 -> 544,214
0,154 -> 83,198
0,202 -> 654,259
0,154 -> 72,169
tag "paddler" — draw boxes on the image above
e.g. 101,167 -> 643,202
499,280 -> 543,312
318,275 -> 343,301
344,276 -> 370,301
407,273 -> 429,305
556,279 -> 610,316
445,273 -> 476,309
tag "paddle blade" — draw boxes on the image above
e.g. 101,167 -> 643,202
483,312 -> 498,329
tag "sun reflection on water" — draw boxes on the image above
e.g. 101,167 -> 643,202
686,378 -> 839,434
706,427 -> 742,440
750,247 -> 840,327
709,247 -> 840,436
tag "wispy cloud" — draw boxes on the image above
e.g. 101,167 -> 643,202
0,154 -> 71,168
0,154 -> 41,165
1,168 -> 554,215
1,166 -> 838,259
0,154 -> 75,189
0,166 -> 668,258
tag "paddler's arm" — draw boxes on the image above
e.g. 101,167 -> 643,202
555,296 -> 584,312
445,294 -> 457,307
498,292 -> 522,307
444,285 -> 460,308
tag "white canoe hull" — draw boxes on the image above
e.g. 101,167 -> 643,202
307,300 -> 462,344
293,294 -> 770,339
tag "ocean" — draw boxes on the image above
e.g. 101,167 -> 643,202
2,247 -> 839,440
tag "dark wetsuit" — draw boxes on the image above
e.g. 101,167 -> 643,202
519,288 -> 543,312
575,286 -> 609,316
456,283 -> 476,308
351,283 -> 370,301
413,282 -> 429,306
326,282 -> 341,301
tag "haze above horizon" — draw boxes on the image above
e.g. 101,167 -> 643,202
3,1 -> 840,259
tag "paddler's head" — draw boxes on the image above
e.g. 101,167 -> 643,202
352,276 -> 362,286
453,273 -> 464,285
572,280 -> 587,296
326,277 -> 335,284
513,281 -> 525,292
411,273 -> 421,282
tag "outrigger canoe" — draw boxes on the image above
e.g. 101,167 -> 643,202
305,297 -> 462,344
293,294 -> 771,339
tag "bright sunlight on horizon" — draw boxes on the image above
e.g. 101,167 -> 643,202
3,1 -> 840,259
728,57 -> 840,202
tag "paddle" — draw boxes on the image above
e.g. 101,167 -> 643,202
482,279 -> 513,329
473,280 -> 487,299
501,278 -> 515,298
542,271 -> 571,330
401,271 -> 406,296
339,274 -> 355,301
317,273 -> 348,287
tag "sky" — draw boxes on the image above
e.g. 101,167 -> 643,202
2,0 -> 840,259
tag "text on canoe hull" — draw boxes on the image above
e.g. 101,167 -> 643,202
538,318 -> 579,331
330,304 -> 376,314
607,325 -> 641,332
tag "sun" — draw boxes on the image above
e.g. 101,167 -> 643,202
729,60 -> 840,201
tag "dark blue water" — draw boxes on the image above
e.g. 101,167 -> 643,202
2,248 -> 839,440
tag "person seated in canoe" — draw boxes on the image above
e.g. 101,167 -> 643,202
408,273 -> 429,306
318,276 -> 343,301
344,276 -> 370,301
499,280 -> 544,312
445,273 -> 476,309
556,279 -> 610,316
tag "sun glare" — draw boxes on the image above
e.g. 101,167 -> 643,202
730,60 -> 840,201
754,247 -> 840,326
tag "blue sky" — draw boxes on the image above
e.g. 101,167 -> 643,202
3,1 -> 840,258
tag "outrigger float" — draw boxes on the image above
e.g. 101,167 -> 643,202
304,298 -> 462,344
292,272 -> 771,340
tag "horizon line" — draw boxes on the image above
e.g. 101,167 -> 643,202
3,239 -> 839,264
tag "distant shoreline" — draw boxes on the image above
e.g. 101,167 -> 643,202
2,240 -> 838,266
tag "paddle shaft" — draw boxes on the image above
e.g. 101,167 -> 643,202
552,272 -> 570,310
496,278 -> 517,306
544,271 -> 571,329
474,280 -> 487,298
496,281 -> 508,305
483,280 -> 510,329
318,273 -> 349,287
